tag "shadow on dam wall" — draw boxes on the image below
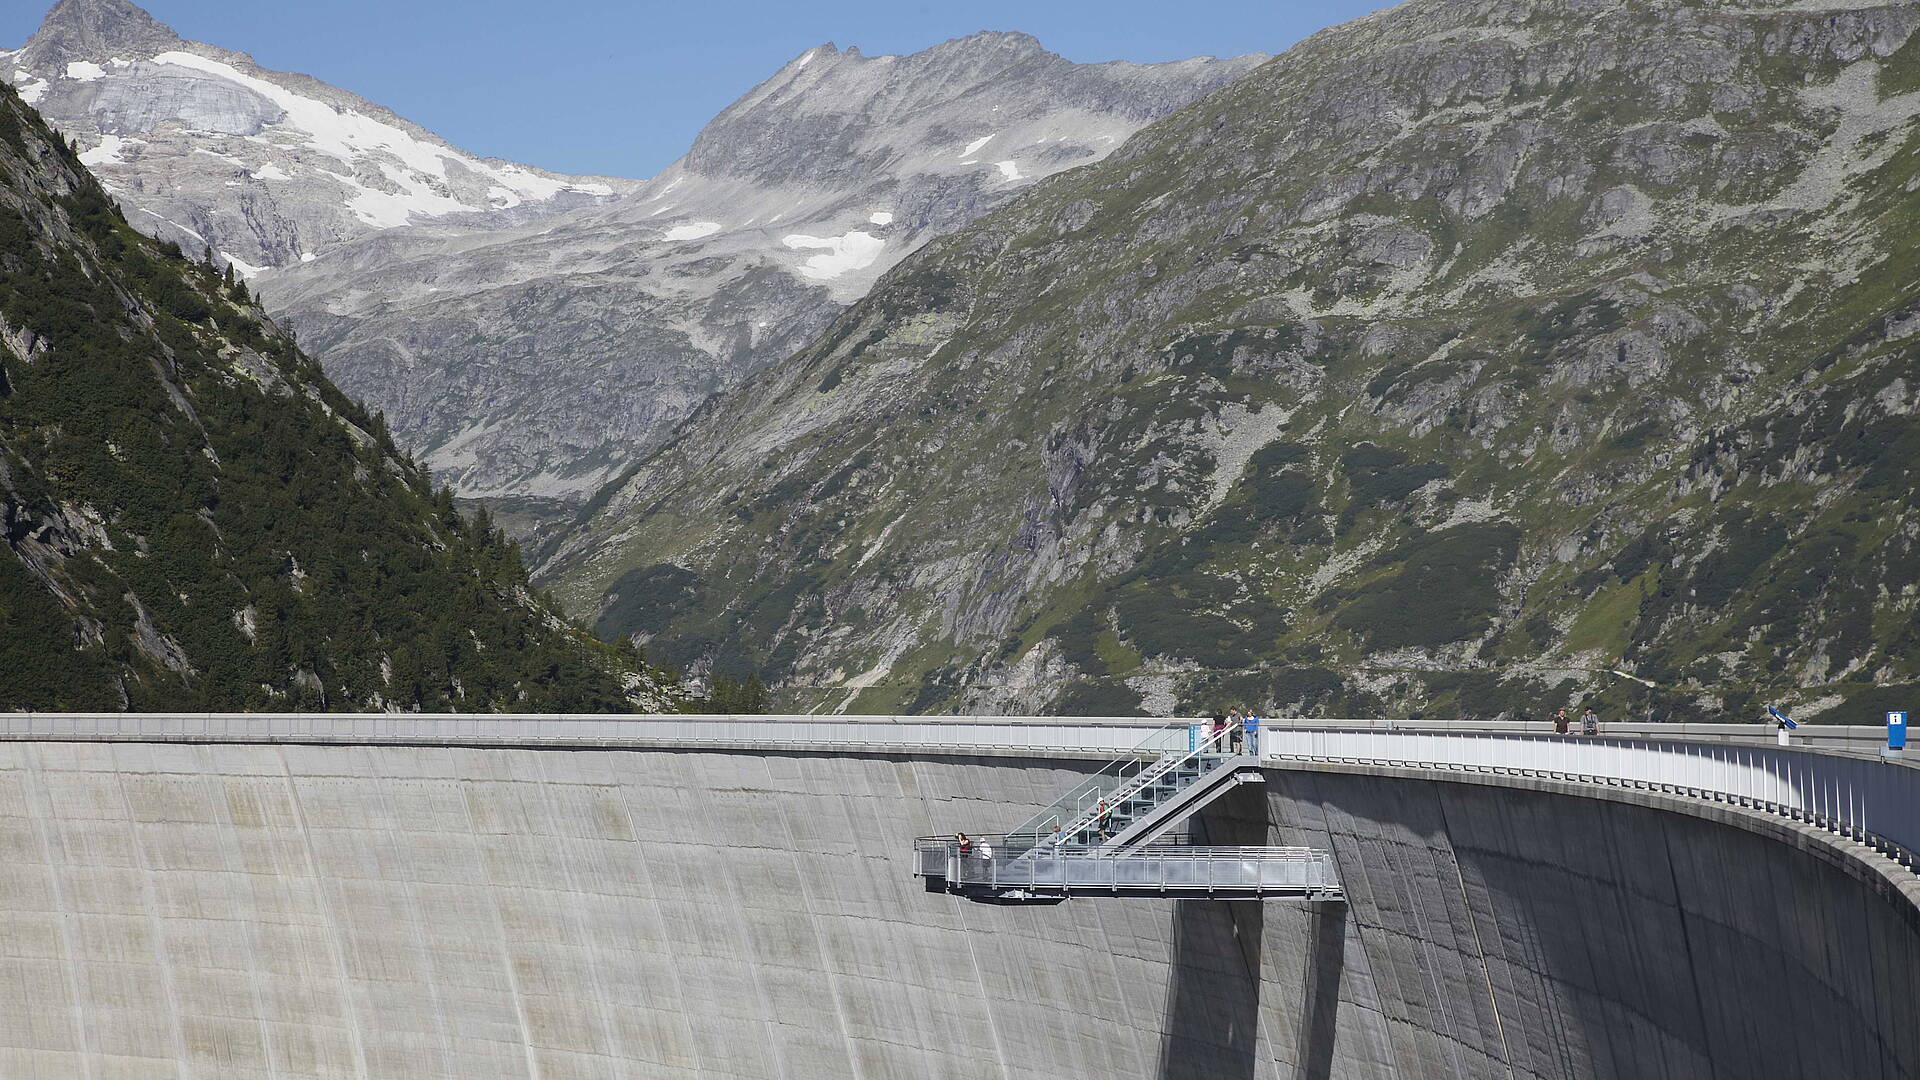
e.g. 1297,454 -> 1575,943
1168,769 -> 1920,1080
0,742 -> 1913,1080
1154,897 -> 1347,1080
1157,783 -> 1349,1080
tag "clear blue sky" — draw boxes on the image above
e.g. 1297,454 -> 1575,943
5,0 -> 1390,179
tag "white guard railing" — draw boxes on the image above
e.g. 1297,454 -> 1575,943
0,713 -> 1182,755
1263,729 -> 1920,871
5,714 -> 1911,869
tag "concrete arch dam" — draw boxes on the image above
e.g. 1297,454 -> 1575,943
0,720 -> 1913,1079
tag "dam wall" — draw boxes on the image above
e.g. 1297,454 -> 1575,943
0,740 -> 1911,1080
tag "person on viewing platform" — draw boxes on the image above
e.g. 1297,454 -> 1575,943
979,839 -> 994,860
1554,708 -> 1571,735
1243,711 -> 1260,755
956,833 -> 973,855
1581,707 -> 1599,737
1211,713 -> 1228,745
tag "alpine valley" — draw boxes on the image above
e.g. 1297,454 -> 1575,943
541,0 -> 1920,722
4,0 -> 1267,536
261,35 -> 1265,530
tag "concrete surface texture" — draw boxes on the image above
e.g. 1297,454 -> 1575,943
0,741 -> 1911,1080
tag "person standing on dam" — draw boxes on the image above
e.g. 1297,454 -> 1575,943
1581,706 -> 1599,737
1554,708 -> 1571,735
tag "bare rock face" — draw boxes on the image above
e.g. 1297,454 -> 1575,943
1,0 -> 635,273
256,33 -> 1266,517
542,0 -> 1920,721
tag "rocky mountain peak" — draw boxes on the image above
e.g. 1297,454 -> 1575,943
685,29 -> 1263,186
17,0 -> 182,68
3,0 -> 635,272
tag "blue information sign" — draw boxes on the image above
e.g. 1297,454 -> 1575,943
1890,711 -> 1908,751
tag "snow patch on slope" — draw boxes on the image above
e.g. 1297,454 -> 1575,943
960,134 -> 995,158
146,50 -> 598,228
782,230 -> 886,280
65,60 -> 109,81
79,133 -> 133,166
663,221 -> 723,241
995,159 -> 1023,181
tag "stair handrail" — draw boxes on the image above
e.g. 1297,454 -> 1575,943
1047,722 -> 1240,847
1002,720 -> 1191,844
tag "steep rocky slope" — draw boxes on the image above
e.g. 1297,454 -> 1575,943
259,34 -> 1265,526
546,0 -> 1920,721
1,0 -> 634,273
0,81 -> 679,711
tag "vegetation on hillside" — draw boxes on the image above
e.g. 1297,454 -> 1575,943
0,83 -> 684,712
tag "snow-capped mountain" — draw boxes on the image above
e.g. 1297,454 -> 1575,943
2,0 -> 635,271
260,33 -> 1267,526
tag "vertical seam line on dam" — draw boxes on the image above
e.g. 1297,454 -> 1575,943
909,755 -> 1016,1080
532,753 -> 631,1074
114,749 -> 195,1076
204,746 -> 287,1080
1659,789 -> 1721,1080
276,746 -> 374,1080
456,759 -> 544,1080
22,743 -> 99,1080
611,760 -> 713,1078
719,767 -> 795,1080
1435,789 -> 1518,1080
775,761 -> 865,1080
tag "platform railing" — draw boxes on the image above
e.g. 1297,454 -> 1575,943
914,835 -> 1340,897
1263,729 -> 1920,874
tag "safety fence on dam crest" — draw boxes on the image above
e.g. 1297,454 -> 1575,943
6,711 -> 1916,879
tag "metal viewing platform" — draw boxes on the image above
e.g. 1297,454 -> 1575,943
914,836 -> 1341,904
914,720 -> 1345,904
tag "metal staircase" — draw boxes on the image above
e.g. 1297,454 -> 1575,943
915,720 -> 1344,904
1010,721 -> 1261,850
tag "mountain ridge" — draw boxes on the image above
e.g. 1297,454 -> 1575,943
258,31 -> 1267,527
540,0 -> 1920,722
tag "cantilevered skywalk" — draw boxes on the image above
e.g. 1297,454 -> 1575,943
914,721 -> 1345,904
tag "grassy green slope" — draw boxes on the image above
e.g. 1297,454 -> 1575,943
0,84 -> 685,712
547,0 -> 1920,722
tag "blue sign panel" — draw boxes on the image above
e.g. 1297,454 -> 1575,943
1890,711 -> 1908,751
